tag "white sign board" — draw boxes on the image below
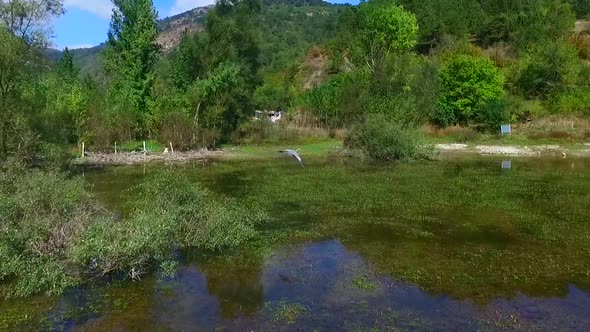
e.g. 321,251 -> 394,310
501,124 -> 512,136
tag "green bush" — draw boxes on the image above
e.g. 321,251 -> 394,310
435,54 -> 505,127
347,114 -> 428,161
0,166 -> 267,299
514,42 -> 580,99
70,172 -> 267,280
0,163 -> 110,298
475,99 -> 512,133
555,87 -> 590,116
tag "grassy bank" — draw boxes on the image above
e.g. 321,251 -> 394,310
424,116 -> 590,148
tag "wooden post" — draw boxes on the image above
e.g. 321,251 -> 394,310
81,142 -> 85,158
143,141 -> 147,153
115,142 -> 117,155
170,142 -> 174,154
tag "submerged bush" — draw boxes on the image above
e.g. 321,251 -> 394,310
72,171 -> 267,281
347,114 -> 429,161
0,162 -> 111,298
0,165 -> 267,298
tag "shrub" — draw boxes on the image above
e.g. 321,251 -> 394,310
475,99 -> 512,133
232,120 -> 329,145
0,163 -> 112,298
514,42 -> 580,99
70,172 -> 268,280
155,112 -> 194,151
0,166 -> 267,298
347,114 -> 428,161
508,98 -> 548,122
435,55 -> 505,127
555,87 -> 590,116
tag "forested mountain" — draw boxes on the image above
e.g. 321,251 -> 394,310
47,0 -> 344,75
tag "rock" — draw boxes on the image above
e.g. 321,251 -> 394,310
435,144 -> 468,151
475,145 -> 535,156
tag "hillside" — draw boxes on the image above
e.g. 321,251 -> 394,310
48,0 -> 342,76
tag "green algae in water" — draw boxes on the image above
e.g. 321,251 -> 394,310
80,156 -> 590,301
8,156 -> 590,330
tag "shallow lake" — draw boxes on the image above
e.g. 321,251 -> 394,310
3,156 -> 590,331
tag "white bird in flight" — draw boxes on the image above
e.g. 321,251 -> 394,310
279,149 -> 304,168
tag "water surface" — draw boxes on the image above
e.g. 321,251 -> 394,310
3,156 -> 590,331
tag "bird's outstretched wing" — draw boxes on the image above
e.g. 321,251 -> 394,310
286,149 -> 304,168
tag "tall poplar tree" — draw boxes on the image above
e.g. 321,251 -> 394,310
103,0 -> 159,133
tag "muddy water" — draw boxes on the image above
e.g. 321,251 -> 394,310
3,156 -> 590,331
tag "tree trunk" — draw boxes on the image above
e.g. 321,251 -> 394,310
192,102 -> 201,148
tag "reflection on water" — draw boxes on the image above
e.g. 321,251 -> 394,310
28,240 -> 590,331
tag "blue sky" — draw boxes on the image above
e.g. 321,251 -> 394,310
53,0 -> 358,50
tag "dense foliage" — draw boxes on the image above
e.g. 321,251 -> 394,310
103,0 -> 159,135
436,55 -> 505,127
347,114 -> 427,161
2,0 -> 589,160
0,162 -> 266,298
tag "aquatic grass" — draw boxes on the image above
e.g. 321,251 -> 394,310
352,276 -> 377,291
222,138 -> 342,157
71,172 -> 268,280
266,300 -> 309,324
73,156 -> 590,303
0,164 -> 268,299
183,156 -> 590,301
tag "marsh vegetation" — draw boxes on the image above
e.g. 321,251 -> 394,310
1,156 -> 589,330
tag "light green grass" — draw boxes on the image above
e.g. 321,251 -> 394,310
221,138 -> 343,157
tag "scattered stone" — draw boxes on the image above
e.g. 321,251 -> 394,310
476,145 -> 535,156
435,144 -> 469,151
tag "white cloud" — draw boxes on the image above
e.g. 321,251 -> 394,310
168,0 -> 214,17
64,0 -> 113,19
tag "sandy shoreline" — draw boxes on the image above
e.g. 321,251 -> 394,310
436,143 -> 590,157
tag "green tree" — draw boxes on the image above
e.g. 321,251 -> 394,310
359,0 -> 418,69
569,0 -> 590,18
399,0 -> 482,49
479,0 -> 575,51
42,51 -> 89,144
56,47 -> 78,80
0,1 -> 64,159
0,0 -> 64,47
170,32 -> 207,91
189,62 -> 247,142
436,55 -> 505,126
206,0 -> 262,80
254,72 -> 292,111
103,0 -> 159,133
514,41 -> 580,99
